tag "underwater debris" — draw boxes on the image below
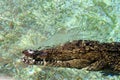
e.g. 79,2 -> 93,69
22,40 -> 120,71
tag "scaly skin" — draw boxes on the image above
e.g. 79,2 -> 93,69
22,40 -> 120,71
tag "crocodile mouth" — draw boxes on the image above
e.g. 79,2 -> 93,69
21,49 -> 48,65
21,49 -> 83,66
21,49 -> 63,66
21,56 -> 64,66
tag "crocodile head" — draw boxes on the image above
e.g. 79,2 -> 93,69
22,49 -> 48,65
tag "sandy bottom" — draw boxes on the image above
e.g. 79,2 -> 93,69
0,75 -> 15,80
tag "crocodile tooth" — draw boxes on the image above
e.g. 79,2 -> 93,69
57,61 -> 62,63
40,61 -> 43,65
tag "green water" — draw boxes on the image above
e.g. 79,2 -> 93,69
0,0 -> 120,80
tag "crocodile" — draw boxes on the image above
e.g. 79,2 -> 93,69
22,40 -> 120,71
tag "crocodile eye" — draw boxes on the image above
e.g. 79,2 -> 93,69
27,49 -> 34,54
